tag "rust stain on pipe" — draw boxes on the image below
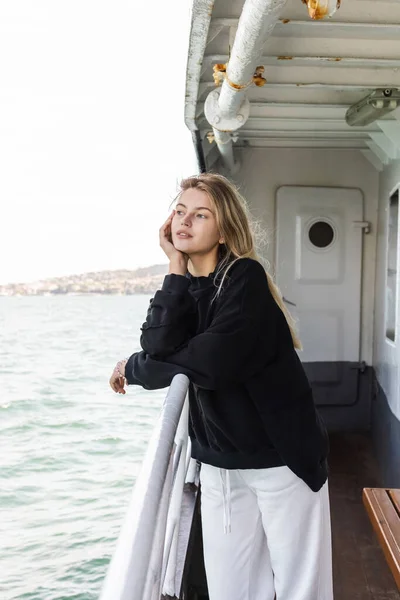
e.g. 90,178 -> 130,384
277,56 -> 293,60
217,64 -> 267,90
302,0 -> 338,20
214,64 -> 226,72
229,81 -> 247,90
253,65 -> 266,87
309,6 -> 328,20
213,63 -> 227,86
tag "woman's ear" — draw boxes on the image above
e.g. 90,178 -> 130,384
219,237 -> 225,245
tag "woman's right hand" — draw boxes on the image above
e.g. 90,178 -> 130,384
109,360 -> 127,394
159,211 -> 188,273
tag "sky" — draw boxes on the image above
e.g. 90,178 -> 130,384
0,2 -> 199,285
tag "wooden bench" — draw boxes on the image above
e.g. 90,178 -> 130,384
363,487 -> 400,590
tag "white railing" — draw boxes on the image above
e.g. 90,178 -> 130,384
99,374 -> 196,600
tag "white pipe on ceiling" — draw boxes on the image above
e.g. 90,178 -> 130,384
205,0 -> 289,171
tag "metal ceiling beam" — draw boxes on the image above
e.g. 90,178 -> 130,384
204,54 -> 400,69
199,123 -> 376,135
184,0 -> 215,132
260,83 -> 393,91
209,19 -> 400,40
200,112 -> 349,121
200,115 -> 354,124
199,82 -> 380,96
236,131 -> 372,138
233,130 -> 370,143
243,101 -> 350,109
235,116 -> 350,123
244,100 -> 349,110
199,128 -> 371,142
196,101 -> 350,118
235,141 -> 368,149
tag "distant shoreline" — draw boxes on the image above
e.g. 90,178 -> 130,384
0,292 -> 156,297
0,265 -> 168,297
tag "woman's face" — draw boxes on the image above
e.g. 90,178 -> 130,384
171,188 -> 223,256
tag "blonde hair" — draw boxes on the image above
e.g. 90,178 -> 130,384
177,173 -> 302,350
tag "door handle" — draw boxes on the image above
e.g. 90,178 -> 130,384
283,296 -> 297,307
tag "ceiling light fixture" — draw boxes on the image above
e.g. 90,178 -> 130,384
345,88 -> 400,127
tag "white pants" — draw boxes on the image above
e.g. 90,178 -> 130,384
200,463 -> 333,600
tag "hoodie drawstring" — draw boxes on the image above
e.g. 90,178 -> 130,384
219,468 -> 232,534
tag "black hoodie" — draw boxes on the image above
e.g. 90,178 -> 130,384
125,258 -> 329,492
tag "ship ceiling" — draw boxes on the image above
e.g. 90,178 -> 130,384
185,0 -> 400,170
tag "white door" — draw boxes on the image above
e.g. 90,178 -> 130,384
276,186 -> 364,405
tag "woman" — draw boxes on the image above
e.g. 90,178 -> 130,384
109,173 -> 333,600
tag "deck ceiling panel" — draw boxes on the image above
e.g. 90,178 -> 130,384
234,139 -> 369,148
199,126 -> 375,140
203,55 -> 400,69
201,58 -> 400,85
198,82 -> 399,107
270,20 -> 400,40
209,26 -> 400,57
198,116 -> 383,133
212,20 -> 400,41
198,102 -> 397,120
212,0 -> 400,23
264,39 -> 400,60
186,0 -> 400,160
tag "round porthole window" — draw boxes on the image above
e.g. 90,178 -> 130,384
308,220 -> 335,249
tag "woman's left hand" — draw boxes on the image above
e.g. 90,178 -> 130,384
109,360 -> 127,394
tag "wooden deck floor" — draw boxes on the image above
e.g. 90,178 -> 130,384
329,433 -> 400,600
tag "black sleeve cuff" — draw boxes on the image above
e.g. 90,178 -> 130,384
161,273 -> 190,294
124,354 -> 136,385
